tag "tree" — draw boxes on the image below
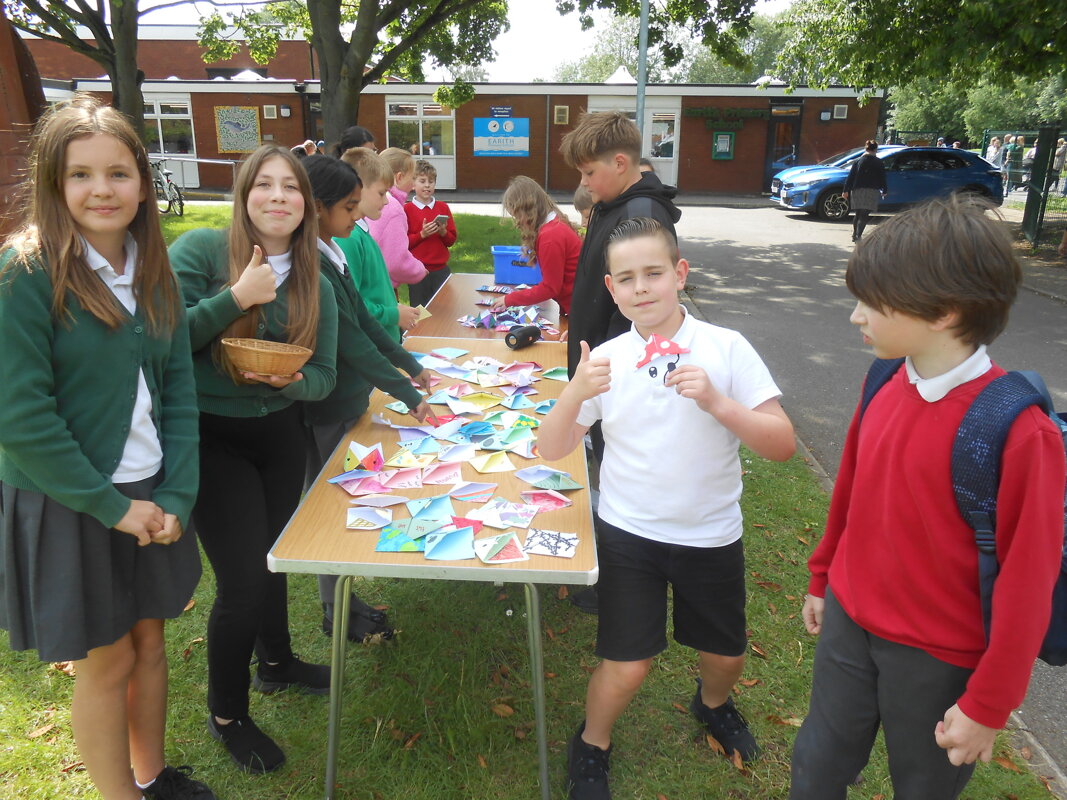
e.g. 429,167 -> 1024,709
681,13 -> 794,84
778,0 -> 1067,92
2,0 -> 165,136
198,1 -> 509,145
553,15 -> 671,83
886,78 -> 968,139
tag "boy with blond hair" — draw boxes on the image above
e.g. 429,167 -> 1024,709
791,195 -> 1065,799
540,218 -> 795,800
337,148 -> 421,340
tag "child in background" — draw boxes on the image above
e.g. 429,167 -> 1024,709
405,160 -> 457,307
367,147 -> 427,291
573,184 -> 593,233
337,148 -> 420,340
169,144 -> 338,774
790,196 -> 1065,799
492,175 -> 581,314
301,154 -> 433,641
0,96 -> 212,800
539,218 -> 795,800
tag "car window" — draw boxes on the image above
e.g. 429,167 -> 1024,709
894,152 -> 946,171
934,153 -> 968,170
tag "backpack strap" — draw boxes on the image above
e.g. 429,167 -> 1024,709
859,358 -> 905,421
952,371 -> 1047,641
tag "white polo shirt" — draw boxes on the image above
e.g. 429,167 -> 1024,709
576,309 -> 782,547
82,235 -> 164,483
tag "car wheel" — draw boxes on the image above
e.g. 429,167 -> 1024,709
817,189 -> 849,220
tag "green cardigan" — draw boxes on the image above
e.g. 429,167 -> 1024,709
0,248 -> 200,529
169,228 -> 338,418
303,253 -> 424,426
335,225 -> 401,342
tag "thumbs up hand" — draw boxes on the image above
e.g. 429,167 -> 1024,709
231,245 -> 277,310
568,340 -> 611,402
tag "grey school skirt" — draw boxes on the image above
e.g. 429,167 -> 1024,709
0,473 -> 201,662
849,187 -> 882,213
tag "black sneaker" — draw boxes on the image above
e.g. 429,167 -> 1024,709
689,678 -> 760,762
141,766 -> 216,799
252,654 -> 330,695
566,722 -> 612,800
207,715 -> 285,774
321,598 -> 395,643
569,585 -> 599,615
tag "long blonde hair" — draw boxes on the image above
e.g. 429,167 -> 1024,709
219,144 -> 320,381
2,93 -> 179,333
502,175 -> 579,264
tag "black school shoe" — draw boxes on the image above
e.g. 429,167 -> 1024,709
207,715 -> 285,774
321,597 -> 395,643
689,678 -> 760,763
141,765 -> 216,799
569,585 -> 599,615
252,654 -> 330,695
566,722 -> 612,800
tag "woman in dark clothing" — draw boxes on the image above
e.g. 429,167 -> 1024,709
843,140 -> 888,242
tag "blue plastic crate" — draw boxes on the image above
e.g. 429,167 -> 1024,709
491,245 -> 542,285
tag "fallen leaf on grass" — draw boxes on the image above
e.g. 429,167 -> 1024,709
672,702 -> 688,714
546,627 -> 556,641
183,598 -> 196,612
514,727 -> 527,740
544,672 -> 557,679
752,523 -> 767,528
738,678 -> 760,687
797,536 -> 810,546
749,643 -> 769,659
496,591 -> 509,602
60,761 -> 84,774
477,754 -> 487,769
756,581 -> 781,592
403,732 -> 421,749
182,637 -> 204,661
51,661 -> 76,677
28,723 -> 55,739
994,756 -> 1021,772
768,602 -> 778,614
706,733 -> 726,755
657,794 -> 669,800
730,750 -> 745,771
491,703 -> 515,718
872,795 -> 885,800
373,604 -> 390,612
557,586 -> 569,600
766,715 -> 803,727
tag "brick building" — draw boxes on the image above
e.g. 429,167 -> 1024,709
23,25 -> 884,195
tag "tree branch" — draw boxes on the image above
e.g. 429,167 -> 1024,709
362,0 -> 487,83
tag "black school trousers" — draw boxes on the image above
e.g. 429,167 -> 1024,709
195,404 -> 304,720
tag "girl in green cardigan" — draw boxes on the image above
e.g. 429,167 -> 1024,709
169,145 -> 337,775
302,155 -> 434,642
0,96 -> 211,800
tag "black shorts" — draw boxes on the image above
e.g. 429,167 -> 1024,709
595,517 -> 748,662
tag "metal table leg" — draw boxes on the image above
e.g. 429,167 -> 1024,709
524,582 -> 551,800
324,575 -> 352,800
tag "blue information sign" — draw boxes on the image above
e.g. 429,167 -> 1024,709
473,117 -> 530,157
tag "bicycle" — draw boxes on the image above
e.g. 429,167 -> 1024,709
150,158 -> 184,216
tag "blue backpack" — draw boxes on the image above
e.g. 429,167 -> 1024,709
860,357 -> 1067,666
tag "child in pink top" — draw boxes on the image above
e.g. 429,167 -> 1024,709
367,147 -> 427,288
492,176 -> 581,315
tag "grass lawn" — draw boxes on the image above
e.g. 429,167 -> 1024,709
0,204 -> 1052,799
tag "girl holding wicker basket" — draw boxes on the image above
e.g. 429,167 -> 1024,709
169,144 -> 337,775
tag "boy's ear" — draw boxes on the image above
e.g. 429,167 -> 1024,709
674,258 -> 690,288
930,307 -> 961,332
604,272 -> 617,302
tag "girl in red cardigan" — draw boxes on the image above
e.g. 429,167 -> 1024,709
492,176 -> 581,314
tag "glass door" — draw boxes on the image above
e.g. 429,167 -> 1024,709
764,104 -> 801,191
646,111 -> 678,186
386,99 -> 456,188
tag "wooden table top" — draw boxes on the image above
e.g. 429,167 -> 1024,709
268,336 -> 596,585
407,272 -> 568,340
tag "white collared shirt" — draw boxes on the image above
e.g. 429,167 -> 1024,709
355,219 -> 370,233
265,249 -> 292,288
905,345 -> 992,402
317,237 -> 348,275
81,235 -> 163,483
411,197 -> 436,210
542,211 -> 557,226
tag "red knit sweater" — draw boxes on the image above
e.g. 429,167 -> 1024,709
809,364 -> 1064,728
405,200 -> 457,271
503,217 -> 580,314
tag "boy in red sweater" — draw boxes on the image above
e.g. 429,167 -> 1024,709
790,195 -> 1065,799
405,160 -> 457,308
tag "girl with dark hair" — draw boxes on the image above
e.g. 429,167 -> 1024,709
300,154 -> 432,641
169,144 -> 338,774
843,140 -> 887,243
331,125 -> 376,159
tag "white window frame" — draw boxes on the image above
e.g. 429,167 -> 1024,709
385,96 -> 456,189
143,95 -> 199,189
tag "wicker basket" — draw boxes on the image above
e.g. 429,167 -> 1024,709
222,338 -> 313,377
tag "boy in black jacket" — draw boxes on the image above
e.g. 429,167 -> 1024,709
561,111 -> 682,381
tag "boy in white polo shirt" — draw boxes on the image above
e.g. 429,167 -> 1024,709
539,217 -> 796,800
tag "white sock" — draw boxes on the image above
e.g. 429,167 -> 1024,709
135,776 -> 156,790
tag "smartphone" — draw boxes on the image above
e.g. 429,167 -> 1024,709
434,214 -> 449,228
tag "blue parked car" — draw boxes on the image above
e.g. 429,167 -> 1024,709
771,146 -> 1003,220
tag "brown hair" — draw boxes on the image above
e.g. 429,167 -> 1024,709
846,194 -> 1020,346
605,217 -> 680,268
560,111 -> 641,168
502,175 -> 580,264
865,139 -> 878,152
341,147 -> 392,188
219,144 -> 320,381
379,146 -> 415,180
414,159 -> 437,181
3,93 -> 179,333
